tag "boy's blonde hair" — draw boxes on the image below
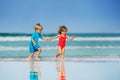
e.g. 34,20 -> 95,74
34,23 -> 43,30
58,25 -> 68,34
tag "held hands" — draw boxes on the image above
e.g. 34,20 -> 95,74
46,38 -> 51,41
42,38 -> 52,41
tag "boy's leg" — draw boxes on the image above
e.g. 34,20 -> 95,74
29,52 -> 34,59
29,44 -> 35,60
61,48 -> 65,60
36,48 -> 42,60
54,46 -> 62,60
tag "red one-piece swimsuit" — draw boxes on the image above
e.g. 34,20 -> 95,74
58,34 -> 66,49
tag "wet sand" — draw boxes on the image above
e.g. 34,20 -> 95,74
0,59 -> 120,80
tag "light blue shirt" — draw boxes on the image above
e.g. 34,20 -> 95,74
31,32 -> 43,43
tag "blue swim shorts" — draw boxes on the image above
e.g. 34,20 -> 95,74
29,43 -> 41,53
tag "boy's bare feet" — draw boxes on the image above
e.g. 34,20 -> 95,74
25,57 -> 32,62
35,57 -> 40,60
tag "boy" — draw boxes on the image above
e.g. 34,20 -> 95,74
29,23 -> 48,60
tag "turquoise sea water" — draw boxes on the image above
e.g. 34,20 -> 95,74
0,33 -> 120,59
1,33 -> 120,80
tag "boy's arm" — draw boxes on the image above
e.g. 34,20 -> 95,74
40,34 -> 49,41
67,35 -> 76,40
31,39 -> 36,45
42,38 -> 49,41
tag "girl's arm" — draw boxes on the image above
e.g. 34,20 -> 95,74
49,35 -> 60,40
67,35 -> 76,40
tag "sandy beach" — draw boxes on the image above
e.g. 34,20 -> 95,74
0,58 -> 120,80
0,0 -> 120,79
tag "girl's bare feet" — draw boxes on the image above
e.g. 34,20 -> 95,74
54,56 -> 57,61
61,58 -> 64,61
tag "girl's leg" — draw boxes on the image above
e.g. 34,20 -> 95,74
36,48 -> 42,60
54,46 -> 62,60
29,52 -> 34,59
61,48 -> 65,60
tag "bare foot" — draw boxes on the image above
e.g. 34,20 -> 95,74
61,58 -> 64,61
54,56 -> 57,61
35,57 -> 40,60
27,57 -> 32,61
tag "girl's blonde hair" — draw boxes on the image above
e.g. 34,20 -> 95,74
58,25 -> 68,34
34,23 -> 43,30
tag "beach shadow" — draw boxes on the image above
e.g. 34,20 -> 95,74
29,60 -> 41,80
56,61 -> 66,80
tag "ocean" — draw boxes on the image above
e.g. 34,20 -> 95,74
0,33 -> 120,59
1,33 -> 120,80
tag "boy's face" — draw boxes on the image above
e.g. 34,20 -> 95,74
36,28 -> 42,33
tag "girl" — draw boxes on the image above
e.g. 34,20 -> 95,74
49,26 -> 76,60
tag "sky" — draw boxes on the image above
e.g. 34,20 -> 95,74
0,0 -> 120,33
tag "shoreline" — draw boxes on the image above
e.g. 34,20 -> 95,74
0,57 -> 120,62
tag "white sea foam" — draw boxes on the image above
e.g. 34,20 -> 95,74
0,37 -> 31,41
74,37 -> 120,41
0,46 -> 28,51
0,36 -> 120,41
0,46 -> 120,51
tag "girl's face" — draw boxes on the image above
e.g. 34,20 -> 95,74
61,31 -> 67,35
